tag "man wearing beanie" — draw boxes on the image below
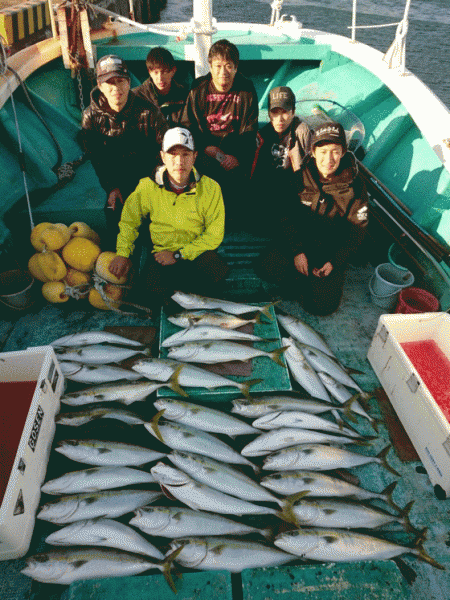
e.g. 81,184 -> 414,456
256,121 -> 368,315
81,55 -> 168,248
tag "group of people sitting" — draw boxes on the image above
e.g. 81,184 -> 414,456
81,39 -> 368,316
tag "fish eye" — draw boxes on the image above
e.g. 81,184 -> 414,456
272,474 -> 282,480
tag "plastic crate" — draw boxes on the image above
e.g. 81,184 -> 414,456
0,346 -> 63,560
367,312 -> 450,497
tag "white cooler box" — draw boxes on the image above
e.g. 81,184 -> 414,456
0,346 -> 63,560
367,312 -> 450,498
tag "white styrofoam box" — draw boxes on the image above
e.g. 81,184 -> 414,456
367,312 -> 450,497
0,346 -> 63,560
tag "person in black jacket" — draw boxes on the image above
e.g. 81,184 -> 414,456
181,39 -> 258,228
133,47 -> 188,127
255,121 -> 368,315
81,55 -> 168,248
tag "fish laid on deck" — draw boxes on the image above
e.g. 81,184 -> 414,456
153,398 -> 258,436
281,337 -> 331,401
58,362 -> 142,384
133,357 -> 261,397
252,410 -> 362,438
166,537 -> 294,572
167,340 -> 287,366
273,528 -> 444,569
161,324 -> 268,346
168,310 -> 262,329
168,450 -> 282,505
260,471 -> 398,503
277,313 -> 336,357
41,466 -> 155,495
130,506 -> 271,538
55,406 -> 146,426
150,463 -> 277,516
55,439 -> 165,467
51,331 -> 144,347
54,344 -> 150,364
60,372 -> 184,405
45,518 -> 164,559
171,291 -> 276,319
262,444 -> 400,476
145,413 -> 257,471
37,489 -> 163,524
231,394 -> 354,418
318,371 -> 376,426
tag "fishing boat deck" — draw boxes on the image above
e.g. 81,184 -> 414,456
1,259 -> 450,600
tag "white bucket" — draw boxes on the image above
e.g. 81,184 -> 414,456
369,275 -> 399,311
372,263 -> 414,296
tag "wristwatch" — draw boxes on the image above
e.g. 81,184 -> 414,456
173,250 -> 183,261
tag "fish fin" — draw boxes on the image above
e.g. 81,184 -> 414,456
149,410 -> 166,444
341,397 -> 359,424
254,312 -> 262,324
259,528 -> 273,540
167,365 -> 188,397
143,347 -> 152,357
414,529 -> 445,570
400,500 -> 418,534
239,378 -> 263,398
392,557 -> 417,585
162,545 -> 184,593
160,484 -> 177,502
280,491 -> 310,526
343,366 -> 365,375
381,480 -> 398,509
265,301 -> 280,320
378,445 -> 401,477
270,346 -> 289,367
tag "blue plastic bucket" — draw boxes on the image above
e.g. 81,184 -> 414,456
372,263 -> 414,297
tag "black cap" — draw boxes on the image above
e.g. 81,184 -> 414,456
311,121 -> 347,151
96,55 -> 130,84
269,86 -> 296,112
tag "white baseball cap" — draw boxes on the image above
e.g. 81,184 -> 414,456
162,127 -> 195,152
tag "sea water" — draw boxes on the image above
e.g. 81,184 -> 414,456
160,0 -> 450,108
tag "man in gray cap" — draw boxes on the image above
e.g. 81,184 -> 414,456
81,54 -> 168,248
255,120 -> 368,315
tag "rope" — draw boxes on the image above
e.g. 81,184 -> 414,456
92,273 -> 152,317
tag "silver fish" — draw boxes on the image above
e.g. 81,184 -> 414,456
231,395 -> 349,418
55,406 -> 145,426
260,471 -> 397,502
130,506 -> 271,538
153,398 -> 258,436
59,361 -> 142,384
55,439 -> 165,467
59,371 -> 184,406
151,463 -> 277,516
145,413 -> 257,472
277,314 -> 336,357
55,344 -> 150,365
318,372 -> 375,423
167,537 -> 293,572
274,528 -> 443,569
37,489 -> 163,524
168,310 -> 261,329
241,428 -> 361,457
262,444 -> 400,476
167,340 -> 287,367
133,358 -> 261,398
168,450 -> 281,505
280,497 -> 408,529
45,517 -> 164,559
161,325 -> 266,347
51,331 -> 144,347
171,291 -> 275,319
281,338 -> 330,401
300,343 -> 364,393
252,410 -> 362,438
41,466 -> 155,495
21,547 -> 177,587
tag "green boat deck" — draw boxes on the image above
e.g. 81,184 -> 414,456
1,261 -> 450,600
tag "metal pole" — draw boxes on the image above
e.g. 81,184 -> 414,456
193,0 -> 212,77
351,0 -> 357,43
48,0 -> 58,38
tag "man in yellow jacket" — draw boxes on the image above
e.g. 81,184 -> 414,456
109,127 -> 229,307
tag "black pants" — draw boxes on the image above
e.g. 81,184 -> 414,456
135,250 -> 230,309
255,246 -> 345,316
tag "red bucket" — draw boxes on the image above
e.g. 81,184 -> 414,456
395,287 -> 440,314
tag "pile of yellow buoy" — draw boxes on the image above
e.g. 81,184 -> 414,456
28,222 -> 127,310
